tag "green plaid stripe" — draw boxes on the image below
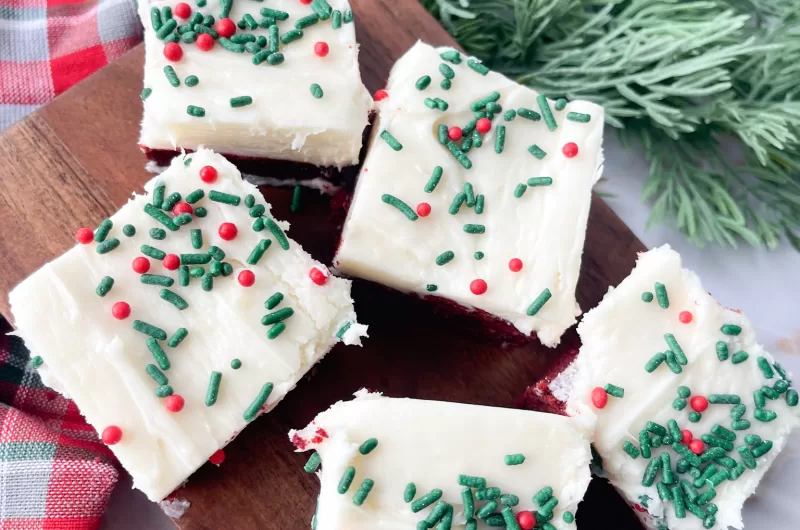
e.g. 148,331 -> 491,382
0,441 -> 58,462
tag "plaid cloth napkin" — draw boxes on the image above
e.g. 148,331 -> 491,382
0,321 -> 119,529
0,0 -> 142,132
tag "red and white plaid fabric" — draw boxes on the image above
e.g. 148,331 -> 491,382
0,0 -> 143,131
0,321 -> 120,530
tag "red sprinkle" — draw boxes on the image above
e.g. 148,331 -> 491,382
681,429 -> 693,444
209,449 -> 226,465
174,2 -> 191,18
299,0 -> 312,4
291,432 -> 308,450
508,258 -> 523,272
309,267 -> 328,286
102,426 -> 123,445
562,142 -> 579,158
416,202 -> 431,217
215,18 -> 236,38
469,279 -> 487,295
679,311 -> 693,324
591,387 -> 608,408
76,227 -> 94,244
196,33 -> 214,51
476,117 -> 491,133
218,223 -> 238,241
199,165 -> 218,183
163,254 -> 180,271
238,270 -> 255,287
373,89 -> 388,101
314,41 -> 329,57
165,394 -> 185,412
690,395 -> 708,412
132,257 -> 151,274
163,42 -> 183,62
172,201 -> 193,216
517,511 -> 536,530
448,126 -> 463,141
689,439 -> 705,455
112,302 -> 131,320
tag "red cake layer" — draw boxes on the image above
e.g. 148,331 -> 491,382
516,333 -> 580,415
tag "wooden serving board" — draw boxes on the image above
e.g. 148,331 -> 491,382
0,0 -> 646,528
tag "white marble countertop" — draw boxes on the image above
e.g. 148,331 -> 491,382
99,127 -> 800,529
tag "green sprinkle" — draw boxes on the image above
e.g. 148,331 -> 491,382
146,364 -> 169,387
352,478 -> 374,506
181,31 -> 197,43
424,166 -> 443,193
263,293 -> 284,311
731,403 -> 746,419
474,251 -> 484,260
527,177 -> 552,186
467,59 -> 489,75
754,408 -> 777,422
752,440 -> 773,457
538,496 -> 558,517
156,18 -> 177,40
201,272 -> 213,292
440,78 -> 451,90
161,192 -> 181,212
721,324 -> 742,335
173,213 -> 192,226
762,385 -> 780,400
440,50 -> 461,64
343,9 -> 352,22
209,190 -> 241,206
183,190 -> 204,206
205,371 -> 222,406
463,224 -> 484,234
754,389 -> 766,408
641,291 -> 654,302
426,284 -> 438,292
243,239 -> 270,266
605,384 -> 624,398
379,130 -> 402,151
665,350 -> 682,373
438,124 -> 448,144
243,382 -> 273,421
182,75 -> 199,88
709,394 -> 740,404
715,341 -> 729,361
381,194 -> 418,220
706,468 -> 729,487
677,386 -> 691,398
217,36 -> 245,53
404,482 -> 417,503
688,411 -> 701,422
458,475 -> 486,488
672,486 -> 686,518
504,454 -> 525,465
309,84 -> 324,99
411,489 -> 442,513
135,320 -> 168,341
653,282 -> 669,308
731,350 -> 749,364
295,14 -> 319,29
470,92 -> 500,112
187,105 -> 205,117
566,112 -> 591,123
435,98 -> 449,111
463,182 -> 476,207
439,63 -> 455,80
665,333 -> 688,365
517,108 -> 541,121
335,322 -> 352,340
304,452 -> 321,473
93,219 -> 112,242
416,75 -> 431,90
503,109 -> 516,121
96,276 -> 114,297
673,397 -> 687,410
260,219 -> 288,250
774,379 -> 790,393
122,224 -> 136,237
526,288 -> 552,316
150,7 -> 163,30
160,289 -> 188,310
155,384 -> 173,397
261,308 -> 294,326
476,500 -> 498,519
641,458 -> 661,487
661,452 -> 674,485
514,183 -> 527,198
528,145 -> 547,159
555,98 -> 567,111
357,438 -> 378,455
623,440 -> 640,459
701,434 -> 733,452
180,253 -> 211,265
533,486 -> 552,505
425,500 -> 450,526
288,185 -> 302,213
436,251 -> 455,266
645,352 -> 666,372
646,421 -> 667,436
207,245 -> 225,262
331,9 -> 342,28
162,65 -> 180,88
178,265 -> 189,287
536,94 -> 557,131
252,50 -> 271,64
229,95 -> 253,107
732,419 -> 751,430
146,337 -> 170,370
500,494 -> 519,507
787,389 -> 798,406
672,441 -> 701,467
737,445 -> 757,469
267,322 -> 285,339
562,511 -> 574,524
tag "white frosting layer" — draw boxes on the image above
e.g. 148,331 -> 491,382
138,0 -> 372,168
290,390 -> 592,529
334,41 -> 604,347
9,149 -> 366,502
566,245 -> 800,530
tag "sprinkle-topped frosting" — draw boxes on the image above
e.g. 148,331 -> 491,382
9,149 -> 367,501
290,390 -> 591,529
565,245 -> 800,530
334,41 -> 605,347
137,0 -> 372,168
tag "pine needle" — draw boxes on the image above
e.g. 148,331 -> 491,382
423,0 -> 800,250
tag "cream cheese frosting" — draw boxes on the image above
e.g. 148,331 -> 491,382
334,41 -> 604,347
9,149 -> 366,501
566,245 -> 800,530
290,390 -> 592,529
137,0 -> 372,168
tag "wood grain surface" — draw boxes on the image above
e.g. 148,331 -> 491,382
0,0 -> 646,528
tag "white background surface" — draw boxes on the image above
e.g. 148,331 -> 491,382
98,128 -> 800,528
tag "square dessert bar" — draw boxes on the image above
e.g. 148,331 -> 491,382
561,246 -> 800,530
137,0 -> 372,171
290,390 -> 592,530
334,41 -> 605,347
9,149 -> 366,501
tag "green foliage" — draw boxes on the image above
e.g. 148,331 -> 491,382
422,0 -> 800,250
